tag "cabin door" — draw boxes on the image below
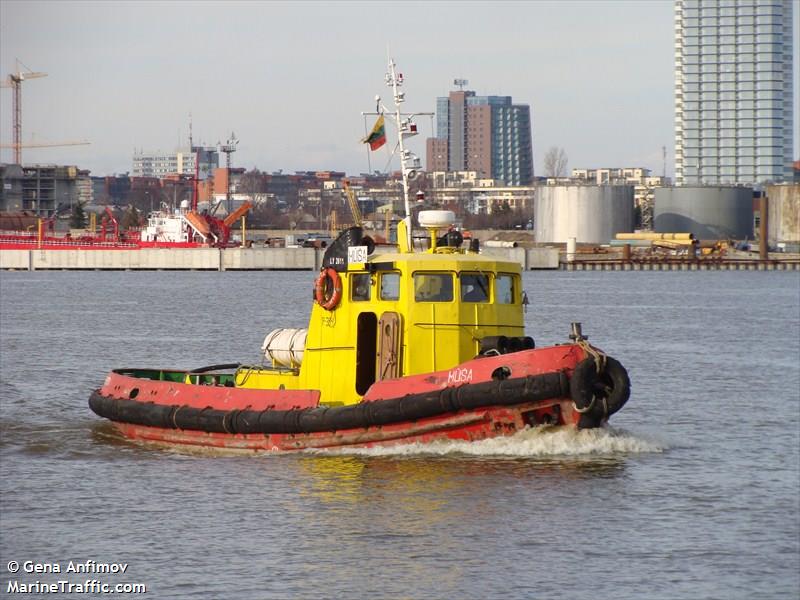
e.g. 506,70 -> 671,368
377,312 -> 402,381
356,312 -> 378,396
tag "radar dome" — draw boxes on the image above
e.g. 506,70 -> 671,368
418,210 -> 456,229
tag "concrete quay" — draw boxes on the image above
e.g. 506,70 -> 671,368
0,246 -> 561,271
0,247 -> 319,271
4,247 -> 796,272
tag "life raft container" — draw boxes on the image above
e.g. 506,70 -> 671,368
314,267 -> 342,311
570,355 -> 630,429
262,328 -> 307,368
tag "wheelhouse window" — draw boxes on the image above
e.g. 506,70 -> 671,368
414,273 -> 453,302
496,274 -> 516,304
351,273 -> 371,302
380,272 -> 400,301
460,273 -> 490,303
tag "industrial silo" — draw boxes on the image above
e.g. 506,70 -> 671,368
534,185 -> 634,244
654,186 -> 753,240
765,184 -> 800,245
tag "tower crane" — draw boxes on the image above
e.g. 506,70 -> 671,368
2,61 -> 47,164
0,140 -> 91,150
1,60 -> 90,164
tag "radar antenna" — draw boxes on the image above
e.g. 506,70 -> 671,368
219,133 -> 239,214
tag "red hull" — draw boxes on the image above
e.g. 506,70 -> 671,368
0,236 -> 201,250
111,400 -> 582,452
94,345 -> 600,452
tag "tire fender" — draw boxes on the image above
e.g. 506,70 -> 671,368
570,355 -> 630,428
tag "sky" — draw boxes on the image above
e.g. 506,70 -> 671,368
0,0 -> 797,179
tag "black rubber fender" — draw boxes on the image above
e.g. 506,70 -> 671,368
88,371 -> 571,435
570,356 -> 630,428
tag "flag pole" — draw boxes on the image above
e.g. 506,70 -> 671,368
363,115 -> 372,174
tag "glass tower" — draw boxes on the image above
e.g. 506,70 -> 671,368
430,92 -> 534,185
674,0 -> 794,185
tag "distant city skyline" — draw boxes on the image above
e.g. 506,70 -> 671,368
1,1 -> 798,179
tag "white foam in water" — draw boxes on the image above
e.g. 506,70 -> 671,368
311,426 -> 667,458
113,426 -> 666,458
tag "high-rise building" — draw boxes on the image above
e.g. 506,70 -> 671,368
132,147 -> 218,180
674,0 -> 794,186
426,90 -> 534,186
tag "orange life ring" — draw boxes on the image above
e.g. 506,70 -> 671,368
314,267 -> 342,311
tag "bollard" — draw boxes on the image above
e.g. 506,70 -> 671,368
567,237 -> 576,263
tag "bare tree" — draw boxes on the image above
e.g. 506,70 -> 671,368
239,168 -> 267,194
543,146 -> 568,177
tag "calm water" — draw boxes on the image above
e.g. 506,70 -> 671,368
1,270 -> 798,599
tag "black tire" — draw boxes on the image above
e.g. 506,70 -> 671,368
570,355 -> 630,428
603,356 -> 631,416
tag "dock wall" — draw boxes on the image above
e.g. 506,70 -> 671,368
2,247 -> 796,271
0,248 -> 321,271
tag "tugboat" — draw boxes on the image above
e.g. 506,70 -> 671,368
89,59 -> 630,451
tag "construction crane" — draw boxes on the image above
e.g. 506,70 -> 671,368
1,60 -> 90,164
2,61 -> 47,164
342,179 -> 363,228
0,140 -> 90,150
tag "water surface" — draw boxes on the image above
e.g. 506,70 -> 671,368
1,270 -> 798,599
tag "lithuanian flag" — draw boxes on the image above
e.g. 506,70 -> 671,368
363,115 -> 386,151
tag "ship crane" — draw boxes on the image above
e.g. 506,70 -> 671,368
1,60 -> 90,163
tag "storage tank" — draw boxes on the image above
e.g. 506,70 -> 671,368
765,184 -> 800,245
534,185 -> 634,244
654,186 -> 753,240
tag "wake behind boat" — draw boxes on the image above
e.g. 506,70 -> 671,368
88,58 -> 630,451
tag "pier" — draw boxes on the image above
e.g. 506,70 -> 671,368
0,246 -> 560,271
2,246 -> 798,271
0,247 -> 320,271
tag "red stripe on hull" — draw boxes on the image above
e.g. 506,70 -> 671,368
363,345 -> 583,401
101,372 -> 320,411
101,345 -> 585,413
110,400 -> 582,452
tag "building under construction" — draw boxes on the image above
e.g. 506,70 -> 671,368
0,163 -> 88,215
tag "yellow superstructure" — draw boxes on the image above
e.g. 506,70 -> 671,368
235,59 -> 529,407
235,241 -> 524,407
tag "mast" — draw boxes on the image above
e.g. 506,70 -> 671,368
378,58 -> 422,251
386,59 -> 411,218
190,113 -> 199,212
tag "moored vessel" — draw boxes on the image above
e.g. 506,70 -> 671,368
0,201 -> 250,250
88,58 -> 631,451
